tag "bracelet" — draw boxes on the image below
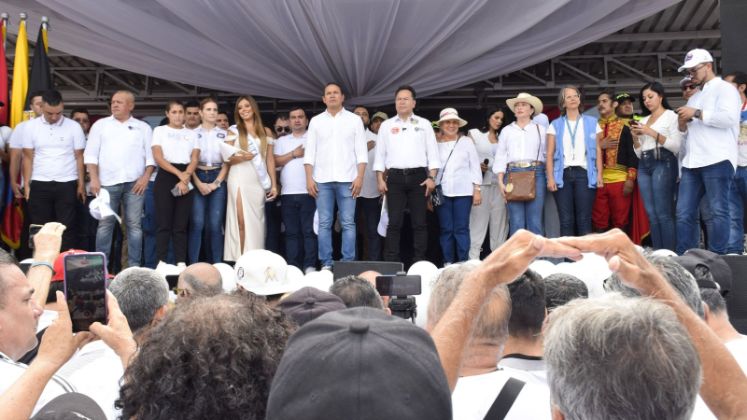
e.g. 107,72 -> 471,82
213,180 -> 222,187
30,261 -> 55,274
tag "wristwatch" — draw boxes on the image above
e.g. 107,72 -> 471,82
694,109 -> 702,119
427,176 -> 435,181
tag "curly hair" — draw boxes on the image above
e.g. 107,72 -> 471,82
116,291 -> 296,419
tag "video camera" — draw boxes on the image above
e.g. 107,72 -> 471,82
375,272 -> 421,323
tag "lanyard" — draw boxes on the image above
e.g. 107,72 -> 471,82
565,117 -> 581,160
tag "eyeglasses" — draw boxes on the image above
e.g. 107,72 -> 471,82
682,85 -> 696,91
274,126 -> 291,134
687,64 -> 706,76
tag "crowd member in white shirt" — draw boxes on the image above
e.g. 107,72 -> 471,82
374,86 -> 441,263
8,91 -> 43,200
184,100 -> 201,131
274,106 -> 317,272
21,90 -> 86,250
468,108 -> 509,260
724,71 -> 747,254
84,90 -> 155,268
675,49 -> 742,255
434,108 -> 482,265
701,289 -> 747,374
304,83 -> 367,270
151,101 -> 199,265
427,264 -> 552,420
355,108 -> 385,261
631,82 -> 682,251
188,98 -> 229,264
493,93 -> 547,235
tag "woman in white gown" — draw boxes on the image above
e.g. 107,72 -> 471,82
224,96 -> 278,261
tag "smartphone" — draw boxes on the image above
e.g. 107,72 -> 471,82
376,274 -> 421,297
63,252 -> 108,332
28,224 -> 43,250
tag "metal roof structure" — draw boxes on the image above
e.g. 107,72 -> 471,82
7,0 -> 720,116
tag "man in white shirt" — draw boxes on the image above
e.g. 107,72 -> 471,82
427,264 -> 552,420
22,90 -> 86,251
701,288 -> 747,374
356,110 -> 386,261
675,49 -> 742,255
374,86 -> 441,262
84,90 -> 155,268
8,91 -> 43,200
304,83 -> 368,270
275,107 -> 317,273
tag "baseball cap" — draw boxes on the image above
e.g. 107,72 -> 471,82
266,307 -> 452,420
234,249 -> 303,296
371,111 -> 388,122
614,92 -> 635,103
678,48 -> 714,72
31,392 -> 106,420
278,287 -> 346,326
673,248 -> 732,295
51,249 -> 91,282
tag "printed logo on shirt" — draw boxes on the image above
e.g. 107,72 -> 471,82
217,133 -> 225,139
197,133 -> 203,138
391,127 -> 400,134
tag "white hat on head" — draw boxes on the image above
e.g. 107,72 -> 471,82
234,250 -> 303,296
302,269 -> 334,292
437,108 -> 468,127
213,262 -> 238,292
408,260 -> 440,328
678,48 -> 713,72
506,92 -> 543,114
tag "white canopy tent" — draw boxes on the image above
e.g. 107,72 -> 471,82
3,0 -> 679,105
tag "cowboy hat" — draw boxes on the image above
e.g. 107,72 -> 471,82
506,92 -> 543,114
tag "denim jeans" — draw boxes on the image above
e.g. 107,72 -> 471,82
504,165 -> 546,236
638,150 -> 677,251
727,166 -> 747,254
281,193 -> 317,270
316,182 -> 356,267
436,195 -> 472,264
554,167 -> 596,236
188,169 -> 227,264
96,181 -> 144,268
676,160 -> 734,254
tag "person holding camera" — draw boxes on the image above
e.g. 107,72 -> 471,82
151,101 -> 200,264
434,108 -> 482,265
631,82 -> 682,251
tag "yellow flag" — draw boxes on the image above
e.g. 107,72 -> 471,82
10,19 -> 28,128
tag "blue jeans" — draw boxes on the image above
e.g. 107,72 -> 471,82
436,195 -> 472,264
96,181 -> 144,268
281,194 -> 317,270
188,169 -> 227,264
676,160 -> 734,254
316,182 -> 356,267
505,165 -> 546,236
727,166 -> 747,254
142,181 -> 157,268
554,167 -> 595,236
638,150 -> 677,251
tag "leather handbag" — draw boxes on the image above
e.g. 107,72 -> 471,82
505,125 -> 541,202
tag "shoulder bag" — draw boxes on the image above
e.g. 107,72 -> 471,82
505,125 -> 541,202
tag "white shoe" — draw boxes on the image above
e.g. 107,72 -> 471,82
321,265 -> 332,271
304,267 -> 317,274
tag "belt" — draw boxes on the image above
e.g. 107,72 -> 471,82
507,160 -> 542,169
198,164 -> 222,171
388,167 -> 427,175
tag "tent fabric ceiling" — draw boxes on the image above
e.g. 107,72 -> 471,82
2,0 -> 679,105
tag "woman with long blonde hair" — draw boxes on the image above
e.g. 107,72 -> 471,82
223,95 -> 278,260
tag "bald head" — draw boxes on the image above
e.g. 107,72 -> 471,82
177,263 -> 223,302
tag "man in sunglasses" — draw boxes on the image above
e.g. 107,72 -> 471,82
681,77 -> 699,101
265,114 -> 291,256
675,49 -> 742,255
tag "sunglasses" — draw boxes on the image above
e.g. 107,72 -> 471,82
275,126 -> 291,134
682,85 -> 696,91
687,64 -> 706,76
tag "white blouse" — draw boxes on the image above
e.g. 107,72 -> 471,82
492,122 -> 547,174
468,129 -> 499,185
634,109 -> 682,157
436,136 -> 482,197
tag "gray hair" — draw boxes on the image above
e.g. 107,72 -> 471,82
544,273 -> 588,311
701,288 -> 727,315
329,275 -> 384,310
557,85 -> 582,115
109,267 -> 169,332
545,294 -> 701,420
427,263 -> 511,345
0,249 -> 19,309
606,254 -> 705,318
181,267 -> 223,298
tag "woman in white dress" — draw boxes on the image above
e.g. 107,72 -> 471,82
224,96 -> 278,261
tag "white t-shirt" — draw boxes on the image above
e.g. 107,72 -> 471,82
23,116 -> 86,182
451,367 -> 552,420
468,129 -> 498,185
151,125 -> 199,164
360,129 -> 380,199
0,352 -> 75,416
547,118 -> 602,169
274,132 -> 308,195
725,335 -> 747,374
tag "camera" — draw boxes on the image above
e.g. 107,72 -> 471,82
376,272 -> 421,322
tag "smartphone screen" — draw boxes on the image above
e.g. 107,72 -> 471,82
28,224 -> 43,250
375,275 -> 421,296
63,253 -> 108,332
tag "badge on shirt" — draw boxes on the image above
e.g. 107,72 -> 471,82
197,133 -> 203,139
217,133 -> 225,139
391,127 -> 400,135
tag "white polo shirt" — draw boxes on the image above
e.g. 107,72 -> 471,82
304,108 -> 368,183
84,116 -> 155,186
23,116 -> 86,182
9,117 -> 37,149
151,125 -> 199,164
680,76 -> 741,170
374,114 -> 441,172
194,125 -> 228,167
274,132 -> 308,195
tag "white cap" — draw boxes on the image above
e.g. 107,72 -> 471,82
213,262 -> 238,292
89,189 -> 121,223
234,250 -> 303,296
678,49 -> 713,72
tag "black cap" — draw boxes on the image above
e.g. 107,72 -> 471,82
674,249 -> 732,295
614,92 -> 636,103
278,287 -> 346,326
31,393 -> 107,420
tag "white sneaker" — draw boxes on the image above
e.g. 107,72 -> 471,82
304,267 -> 317,274
321,265 -> 332,271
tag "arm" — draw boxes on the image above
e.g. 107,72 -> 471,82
596,133 -> 604,188
466,140 -> 482,205
9,148 -> 22,198
274,145 -> 303,167
83,124 -> 102,196
28,222 -> 65,308
74,150 -> 86,202
701,85 -> 742,129
152,145 -> 187,178
266,143 -> 278,200
22,149 -> 33,200
350,121 -> 368,198
545,134 -> 557,191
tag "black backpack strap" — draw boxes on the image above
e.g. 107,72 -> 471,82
483,377 -> 526,420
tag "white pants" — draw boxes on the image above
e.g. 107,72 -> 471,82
468,184 -> 508,259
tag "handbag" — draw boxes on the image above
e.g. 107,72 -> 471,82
505,125 -> 541,202
431,139 -> 460,207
